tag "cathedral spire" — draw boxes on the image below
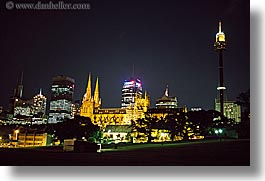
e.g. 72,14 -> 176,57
94,76 -> 101,108
85,73 -> 92,100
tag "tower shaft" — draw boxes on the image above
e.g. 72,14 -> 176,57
218,51 -> 224,115
214,20 -> 227,116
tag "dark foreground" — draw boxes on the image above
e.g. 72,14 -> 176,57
0,139 -> 250,166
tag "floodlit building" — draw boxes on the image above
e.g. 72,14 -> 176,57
13,98 -> 33,117
48,75 -> 75,124
80,74 -> 150,128
103,125 -> 133,143
155,85 -> 178,109
33,89 -> 47,116
71,100 -> 81,117
215,99 -> 241,123
121,77 -> 143,108
190,107 -> 203,111
11,129 -> 52,147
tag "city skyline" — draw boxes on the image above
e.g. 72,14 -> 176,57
0,0 -> 250,110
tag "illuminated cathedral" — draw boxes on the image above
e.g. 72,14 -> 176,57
80,73 -> 150,128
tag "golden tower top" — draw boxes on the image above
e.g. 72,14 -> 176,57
215,20 -> 225,42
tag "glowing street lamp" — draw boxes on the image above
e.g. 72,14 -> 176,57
15,130 -> 19,140
215,128 -> 223,142
14,129 -> 20,148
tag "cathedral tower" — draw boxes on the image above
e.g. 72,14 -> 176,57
93,77 -> 101,109
80,73 -> 102,118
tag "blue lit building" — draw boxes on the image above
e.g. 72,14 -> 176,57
121,77 -> 143,108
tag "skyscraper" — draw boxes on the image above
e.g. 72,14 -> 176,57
121,77 -> 143,108
8,72 -> 24,114
33,89 -> 47,116
48,75 -> 75,124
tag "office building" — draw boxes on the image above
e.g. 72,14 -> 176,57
215,99 -> 241,123
8,72 -> 24,114
121,77 -> 143,108
33,89 -> 47,116
48,75 -> 75,124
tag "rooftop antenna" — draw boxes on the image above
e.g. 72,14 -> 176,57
132,64 -> 135,78
19,71 -> 24,85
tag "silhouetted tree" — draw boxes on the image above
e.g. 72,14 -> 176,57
164,114 -> 178,141
236,90 -> 250,138
53,116 -> 100,143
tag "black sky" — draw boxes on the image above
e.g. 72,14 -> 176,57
0,0 -> 250,110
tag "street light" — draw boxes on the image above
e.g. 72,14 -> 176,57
14,130 -> 19,148
215,129 -> 223,142
15,130 -> 19,140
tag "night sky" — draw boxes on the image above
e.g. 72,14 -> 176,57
0,0 -> 250,110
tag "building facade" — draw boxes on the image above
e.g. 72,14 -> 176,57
80,74 -> 150,128
33,89 -> 47,116
48,75 -> 75,124
11,129 -> 52,147
121,78 -> 143,108
215,99 -> 241,123
155,85 -> 178,109
8,72 -> 24,114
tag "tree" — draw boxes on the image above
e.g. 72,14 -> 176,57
236,90 -> 250,138
236,89 -> 250,112
53,116 -> 100,143
164,114 -> 178,141
133,114 -> 159,143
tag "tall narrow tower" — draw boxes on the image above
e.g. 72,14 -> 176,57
16,71 -> 24,98
214,21 -> 227,115
93,77 -> 101,109
85,73 -> 92,102
80,73 -> 101,118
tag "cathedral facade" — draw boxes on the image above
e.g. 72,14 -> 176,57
80,74 -> 150,128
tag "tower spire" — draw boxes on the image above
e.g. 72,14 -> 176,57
132,64 -> 135,78
16,71 -> 24,98
94,76 -> 101,109
219,20 -> 222,33
164,84 -> 169,97
39,88 -> 42,96
94,77 -> 99,101
85,73 -> 92,100
20,71 -> 24,85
